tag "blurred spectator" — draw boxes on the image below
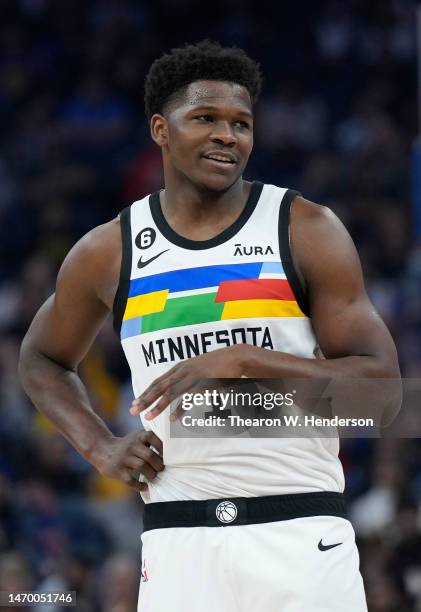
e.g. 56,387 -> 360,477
58,75 -> 131,163
350,456 -> 404,537
99,553 -> 140,612
0,551 -> 34,612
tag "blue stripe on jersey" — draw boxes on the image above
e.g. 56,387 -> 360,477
121,316 -> 142,339
260,262 -> 284,274
128,262 -> 264,298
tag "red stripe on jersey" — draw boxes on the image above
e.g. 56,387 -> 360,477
215,279 -> 295,302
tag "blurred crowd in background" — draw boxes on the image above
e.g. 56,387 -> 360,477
0,0 -> 420,610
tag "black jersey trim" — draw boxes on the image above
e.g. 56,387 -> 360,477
112,206 -> 132,334
143,491 -> 346,531
279,189 -> 310,317
149,181 -> 264,250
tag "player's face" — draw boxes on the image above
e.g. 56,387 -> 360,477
154,80 -> 254,193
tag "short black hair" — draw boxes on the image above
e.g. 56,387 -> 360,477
144,40 -> 262,120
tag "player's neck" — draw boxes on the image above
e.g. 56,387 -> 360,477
159,176 -> 251,229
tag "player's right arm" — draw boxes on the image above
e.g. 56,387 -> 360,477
18,219 -> 163,492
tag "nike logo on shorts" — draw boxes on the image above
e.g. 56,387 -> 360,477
318,539 -> 343,551
138,250 -> 169,269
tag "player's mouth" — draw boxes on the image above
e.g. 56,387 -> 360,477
202,151 -> 237,168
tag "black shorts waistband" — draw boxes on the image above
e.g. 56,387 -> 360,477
143,492 -> 346,532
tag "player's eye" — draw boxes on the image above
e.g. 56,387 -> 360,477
196,115 -> 214,122
233,121 -> 250,129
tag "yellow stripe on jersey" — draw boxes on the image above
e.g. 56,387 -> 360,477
123,289 -> 169,320
221,299 -> 305,320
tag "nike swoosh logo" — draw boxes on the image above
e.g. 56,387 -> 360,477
138,249 -> 169,269
318,539 -> 343,551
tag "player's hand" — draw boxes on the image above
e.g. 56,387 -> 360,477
130,345 -> 249,420
92,431 -> 164,492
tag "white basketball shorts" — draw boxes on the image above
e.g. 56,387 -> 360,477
138,493 -> 367,612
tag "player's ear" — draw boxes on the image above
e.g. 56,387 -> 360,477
150,114 -> 168,147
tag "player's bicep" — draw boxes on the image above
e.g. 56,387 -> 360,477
294,201 -> 398,368
311,290 -> 393,363
29,293 -> 109,371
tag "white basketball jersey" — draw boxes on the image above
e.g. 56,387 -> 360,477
113,182 -> 345,502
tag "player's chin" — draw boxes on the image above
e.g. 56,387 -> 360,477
196,169 -> 242,194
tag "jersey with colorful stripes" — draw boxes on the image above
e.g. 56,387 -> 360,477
113,182 -> 345,503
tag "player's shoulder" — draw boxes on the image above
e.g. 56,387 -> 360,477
57,216 -> 122,309
289,194 -> 348,243
265,182 -> 332,226
76,216 -> 121,257
290,194 -> 332,223
287,194 -> 361,287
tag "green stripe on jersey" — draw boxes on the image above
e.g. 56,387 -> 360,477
141,292 -> 224,333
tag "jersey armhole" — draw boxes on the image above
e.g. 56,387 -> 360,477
279,189 -> 311,317
112,206 -> 132,334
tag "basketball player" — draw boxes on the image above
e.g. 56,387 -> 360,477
19,41 -> 400,611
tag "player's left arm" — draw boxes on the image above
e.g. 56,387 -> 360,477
131,197 -> 401,420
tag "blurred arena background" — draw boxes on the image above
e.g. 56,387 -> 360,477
0,0 -> 420,610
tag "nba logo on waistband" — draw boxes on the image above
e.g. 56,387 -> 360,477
216,501 -> 238,524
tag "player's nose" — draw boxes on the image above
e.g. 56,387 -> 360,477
210,121 -> 236,146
